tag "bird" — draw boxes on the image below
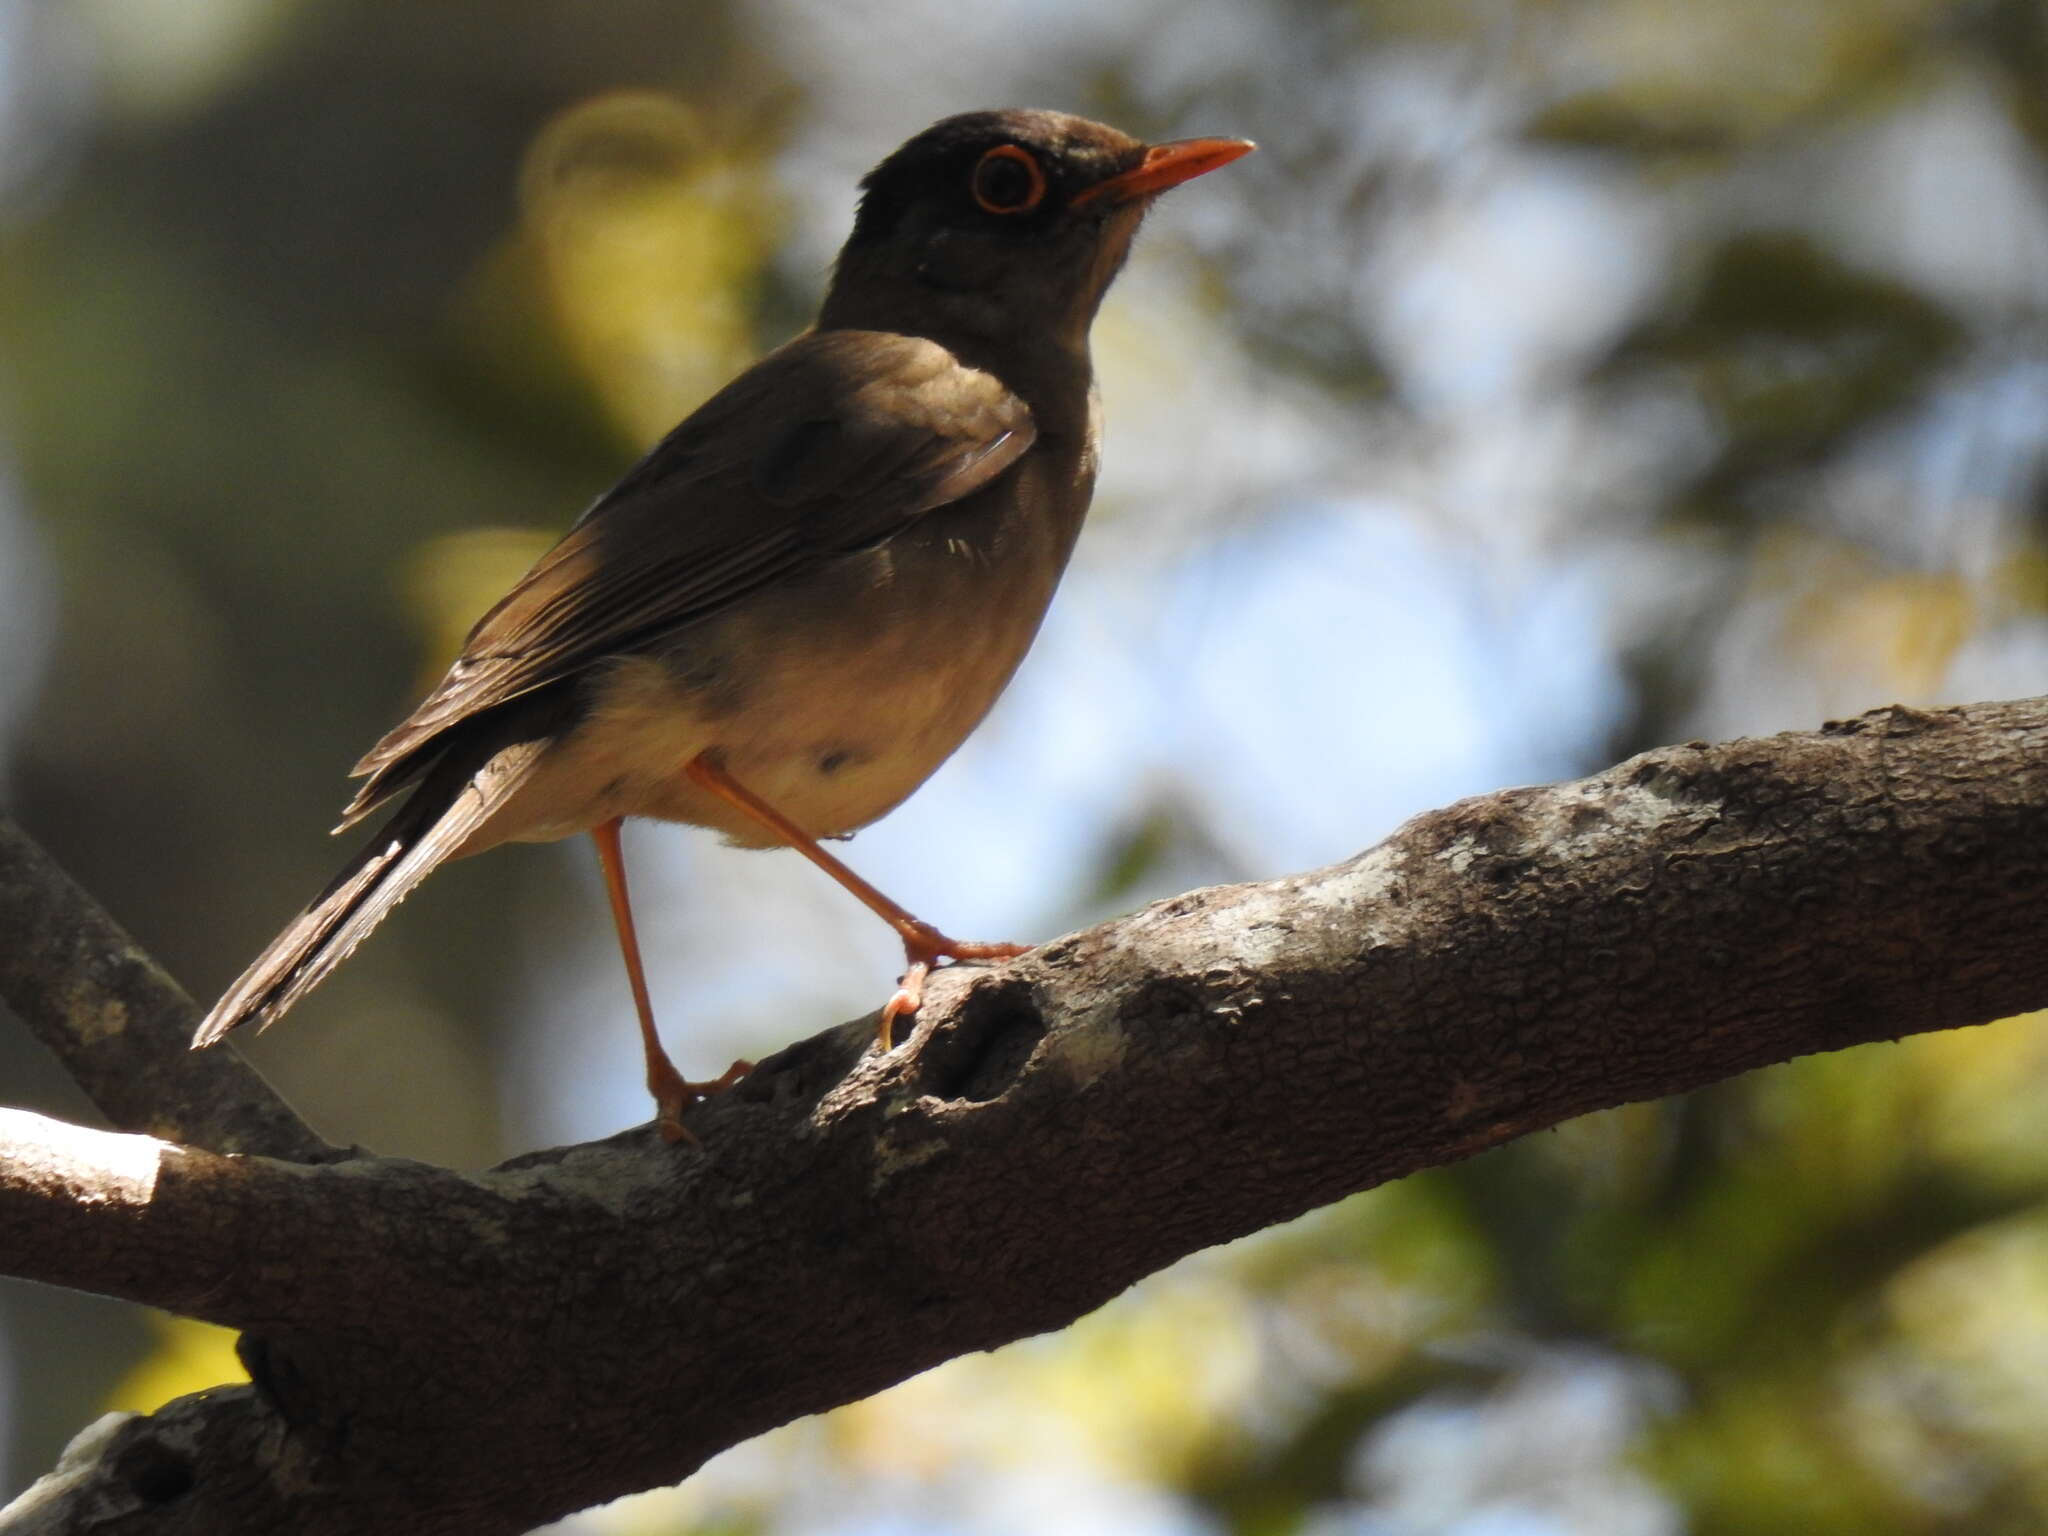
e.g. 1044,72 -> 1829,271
193,108 -> 1254,1141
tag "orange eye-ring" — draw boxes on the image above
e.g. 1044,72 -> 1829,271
971,144 -> 1047,215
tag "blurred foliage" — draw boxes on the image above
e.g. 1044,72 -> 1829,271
3,0 -> 2048,1532
104,1318 -> 246,1417
517,92 -> 782,444
1607,231 -> 1966,510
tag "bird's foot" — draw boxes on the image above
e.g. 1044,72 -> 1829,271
650,1057 -> 756,1145
876,923 -> 1031,1052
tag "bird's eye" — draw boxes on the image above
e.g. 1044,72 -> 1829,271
971,145 -> 1047,215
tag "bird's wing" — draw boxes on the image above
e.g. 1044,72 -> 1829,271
339,329 -> 1035,824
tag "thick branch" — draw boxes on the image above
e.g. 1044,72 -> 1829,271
0,814 -> 336,1163
3,698 -> 2046,1535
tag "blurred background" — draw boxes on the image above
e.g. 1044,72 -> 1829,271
3,0 -> 2048,1530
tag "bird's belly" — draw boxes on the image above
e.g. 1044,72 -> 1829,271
694,636 -> 1018,842
493,528 -> 1064,850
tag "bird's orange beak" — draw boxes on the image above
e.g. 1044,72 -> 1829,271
1072,136 -> 1256,207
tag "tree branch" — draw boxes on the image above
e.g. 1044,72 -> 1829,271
0,814 -> 338,1164
4,698 -> 2046,1534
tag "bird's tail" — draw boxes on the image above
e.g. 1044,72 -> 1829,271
192,736 -> 550,1048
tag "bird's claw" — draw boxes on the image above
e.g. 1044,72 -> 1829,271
651,1057 -> 756,1145
874,926 -> 1031,1052
877,965 -> 930,1054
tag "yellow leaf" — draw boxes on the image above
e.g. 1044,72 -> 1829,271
398,525 -> 559,683
105,1315 -> 246,1414
521,92 -> 779,447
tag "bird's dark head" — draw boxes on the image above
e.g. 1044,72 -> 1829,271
820,109 -> 1252,363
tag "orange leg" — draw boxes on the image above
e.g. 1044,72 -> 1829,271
682,755 -> 1030,1051
591,818 -> 751,1143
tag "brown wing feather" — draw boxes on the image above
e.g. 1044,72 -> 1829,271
338,330 -> 1035,826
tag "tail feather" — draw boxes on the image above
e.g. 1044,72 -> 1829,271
193,737 -> 550,1049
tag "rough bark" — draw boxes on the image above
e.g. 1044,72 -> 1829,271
3,697 -> 2046,1535
0,815 -> 337,1164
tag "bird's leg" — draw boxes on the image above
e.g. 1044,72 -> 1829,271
591,818 -> 752,1143
681,755 -> 1030,1050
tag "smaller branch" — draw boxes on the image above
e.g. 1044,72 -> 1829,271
0,1111 -> 181,1292
0,1110 -> 270,1321
0,813 -> 337,1163
0,1106 -> 518,1333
